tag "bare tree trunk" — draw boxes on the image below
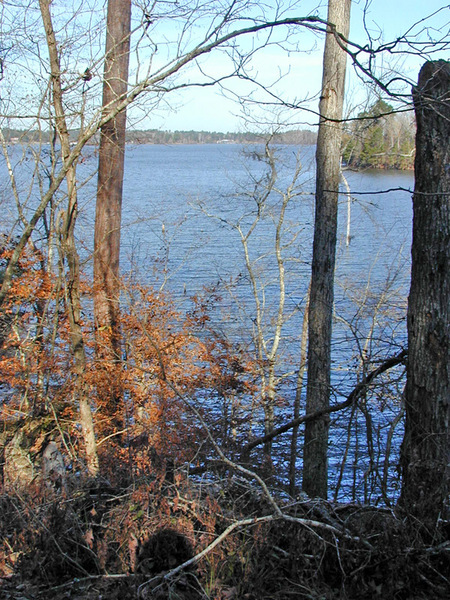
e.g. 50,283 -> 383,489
94,0 -> 131,423
303,0 -> 351,499
400,60 -> 450,526
39,0 -> 99,476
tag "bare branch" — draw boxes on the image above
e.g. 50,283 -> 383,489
243,349 -> 407,453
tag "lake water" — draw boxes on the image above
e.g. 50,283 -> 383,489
116,143 -> 413,502
1,142 -> 415,502
118,144 -> 413,294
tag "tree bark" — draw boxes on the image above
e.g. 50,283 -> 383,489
400,60 -> 450,525
303,0 -> 351,499
94,0 -> 131,422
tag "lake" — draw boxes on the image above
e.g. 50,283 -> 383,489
116,143 -> 413,502
1,142 -> 415,502
118,144 -> 413,295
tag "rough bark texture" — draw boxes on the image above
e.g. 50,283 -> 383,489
93,0 -> 131,424
400,60 -> 450,525
303,0 -> 351,499
94,0 -> 131,361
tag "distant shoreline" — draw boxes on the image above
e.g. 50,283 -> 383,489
2,128 -> 318,147
3,129 -> 413,170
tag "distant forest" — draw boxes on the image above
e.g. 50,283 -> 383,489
2,127 -> 317,146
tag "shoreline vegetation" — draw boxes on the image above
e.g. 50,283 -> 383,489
342,99 -> 415,171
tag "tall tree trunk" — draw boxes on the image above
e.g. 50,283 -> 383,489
39,0 -> 99,476
303,0 -> 351,499
400,60 -> 450,526
94,0 -> 131,425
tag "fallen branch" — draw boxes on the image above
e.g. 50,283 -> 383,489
134,372 -> 376,599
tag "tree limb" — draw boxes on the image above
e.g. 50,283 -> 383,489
242,349 -> 407,453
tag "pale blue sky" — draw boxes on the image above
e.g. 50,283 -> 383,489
3,0 -> 445,132
138,0 -> 449,132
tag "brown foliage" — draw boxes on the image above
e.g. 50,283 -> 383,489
0,243 -> 257,484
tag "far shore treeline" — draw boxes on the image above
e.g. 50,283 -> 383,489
342,99 -> 415,170
2,127 -> 317,146
3,100 -> 415,170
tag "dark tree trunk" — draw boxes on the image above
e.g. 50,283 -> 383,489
94,0 -> 131,422
400,60 -> 450,525
303,0 -> 351,499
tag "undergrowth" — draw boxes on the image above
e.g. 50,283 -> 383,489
0,469 -> 448,600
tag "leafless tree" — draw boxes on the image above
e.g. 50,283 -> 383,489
303,0 -> 351,499
93,0 -> 132,429
38,0 -> 99,475
199,141 -> 306,458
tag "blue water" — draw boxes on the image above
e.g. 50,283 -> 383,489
1,142 -> 414,502
119,144 -> 413,503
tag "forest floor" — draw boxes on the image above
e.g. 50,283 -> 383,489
0,471 -> 449,600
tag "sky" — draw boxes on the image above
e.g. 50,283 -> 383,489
135,0 -> 450,133
1,0 -> 447,133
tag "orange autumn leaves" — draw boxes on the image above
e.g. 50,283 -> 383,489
0,242 -> 257,475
